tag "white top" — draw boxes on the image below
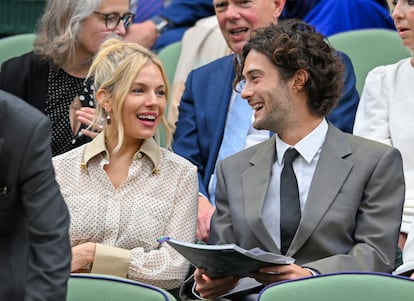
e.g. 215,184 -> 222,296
53,132 -> 198,290
354,57 -> 414,233
394,216 -> 414,276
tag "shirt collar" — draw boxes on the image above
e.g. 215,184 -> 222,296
275,118 -> 328,165
81,132 -> 161,173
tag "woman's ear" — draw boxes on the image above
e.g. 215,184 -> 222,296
96,89 -> 111,112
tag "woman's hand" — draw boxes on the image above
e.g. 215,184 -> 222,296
76,107 -> 99,139
71,242 -> 96,272
197,196 -> 215,242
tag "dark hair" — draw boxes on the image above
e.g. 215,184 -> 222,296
234,20 -> 345,117
376,0 -> 389,10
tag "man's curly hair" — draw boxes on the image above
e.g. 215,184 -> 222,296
234,20 -> 345,117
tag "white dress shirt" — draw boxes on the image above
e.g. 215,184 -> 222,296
262,119 -> 328,248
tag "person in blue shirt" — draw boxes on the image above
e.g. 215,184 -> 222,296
281,0 -> 395,36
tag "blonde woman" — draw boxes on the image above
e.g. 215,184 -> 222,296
53,39 -> 198,291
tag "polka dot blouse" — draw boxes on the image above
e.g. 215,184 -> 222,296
52,133 -> 199,290
46,65 -> 95,156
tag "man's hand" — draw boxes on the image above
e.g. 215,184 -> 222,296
197,196 -> 215,242
71,242 -> 96,272
124,20 -> 158,49
194,268 -> 239,299
250,264 -> 312,286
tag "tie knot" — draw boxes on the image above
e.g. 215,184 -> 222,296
283,148 -> 299,165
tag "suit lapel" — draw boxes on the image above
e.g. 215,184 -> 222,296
242,136 -> 280,252
0,139 -> 3,163
289,125 -> 353,255
0,101 -> 4,179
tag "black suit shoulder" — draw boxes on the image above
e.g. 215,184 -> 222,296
0,89 -> 47,132
0,51 -> 49,112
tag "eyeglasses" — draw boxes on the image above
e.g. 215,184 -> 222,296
93,11 -> 135,30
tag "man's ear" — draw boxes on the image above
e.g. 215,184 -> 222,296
96,89 -> 111,112
273,0 -> 286,19
292,69 -> 309,92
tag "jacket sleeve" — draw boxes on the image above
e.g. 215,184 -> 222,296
304,146 -> 405,273
160,0 -> 215,27
21,115 -> 72,300
172,70 -> 209,197
327,51 -> 359,134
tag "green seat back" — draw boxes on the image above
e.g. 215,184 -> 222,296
156,41 -> 182,147
157,41 -> 182,90
0,0 -> 45,35
66,273 -> 177,301
0,33 -> 35,66
258,272 -> 414,301
328,29 -> 410,96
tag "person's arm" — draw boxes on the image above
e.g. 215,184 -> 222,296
0,53 -> 32,103
0,52 -> 49,112
159,0 -> 215,27
125,0 -> 214,49
172,70 -> 208,196
197,195 -> 215,241
281,0 -> 317,19
172,71 -> 216,241
353,66 -> 391,145
22,116 -> 71,300
304,146 -> 404,273
326,51 -> 359,134
394,216 -> 414,277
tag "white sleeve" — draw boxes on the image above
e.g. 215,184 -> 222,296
353,66 -> 392,146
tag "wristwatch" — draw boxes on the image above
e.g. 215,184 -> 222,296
151,16 -> 170,35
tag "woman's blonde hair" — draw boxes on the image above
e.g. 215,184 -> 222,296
88,38 -> 171,151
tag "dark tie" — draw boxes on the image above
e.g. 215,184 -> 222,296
280,148 -> 301,255
134,0 -> 164,23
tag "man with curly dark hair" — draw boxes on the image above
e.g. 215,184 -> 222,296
187,21 -> 405,300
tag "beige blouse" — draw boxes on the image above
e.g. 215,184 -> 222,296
53,132 -> 198,290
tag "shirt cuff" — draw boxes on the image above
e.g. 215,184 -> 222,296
304,267 -> 319,276
198,192 -> 209,200
91,243 -> 131,278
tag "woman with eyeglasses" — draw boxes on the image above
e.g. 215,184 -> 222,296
0,0 -> 134,156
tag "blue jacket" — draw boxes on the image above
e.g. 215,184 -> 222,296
281,0 -> 395,37
172,53 -> 359,200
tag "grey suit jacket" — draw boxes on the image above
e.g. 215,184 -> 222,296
0,90 -> 71,300
210,124 -> 405,274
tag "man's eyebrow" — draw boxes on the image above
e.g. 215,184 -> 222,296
244,68 -> 262,77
